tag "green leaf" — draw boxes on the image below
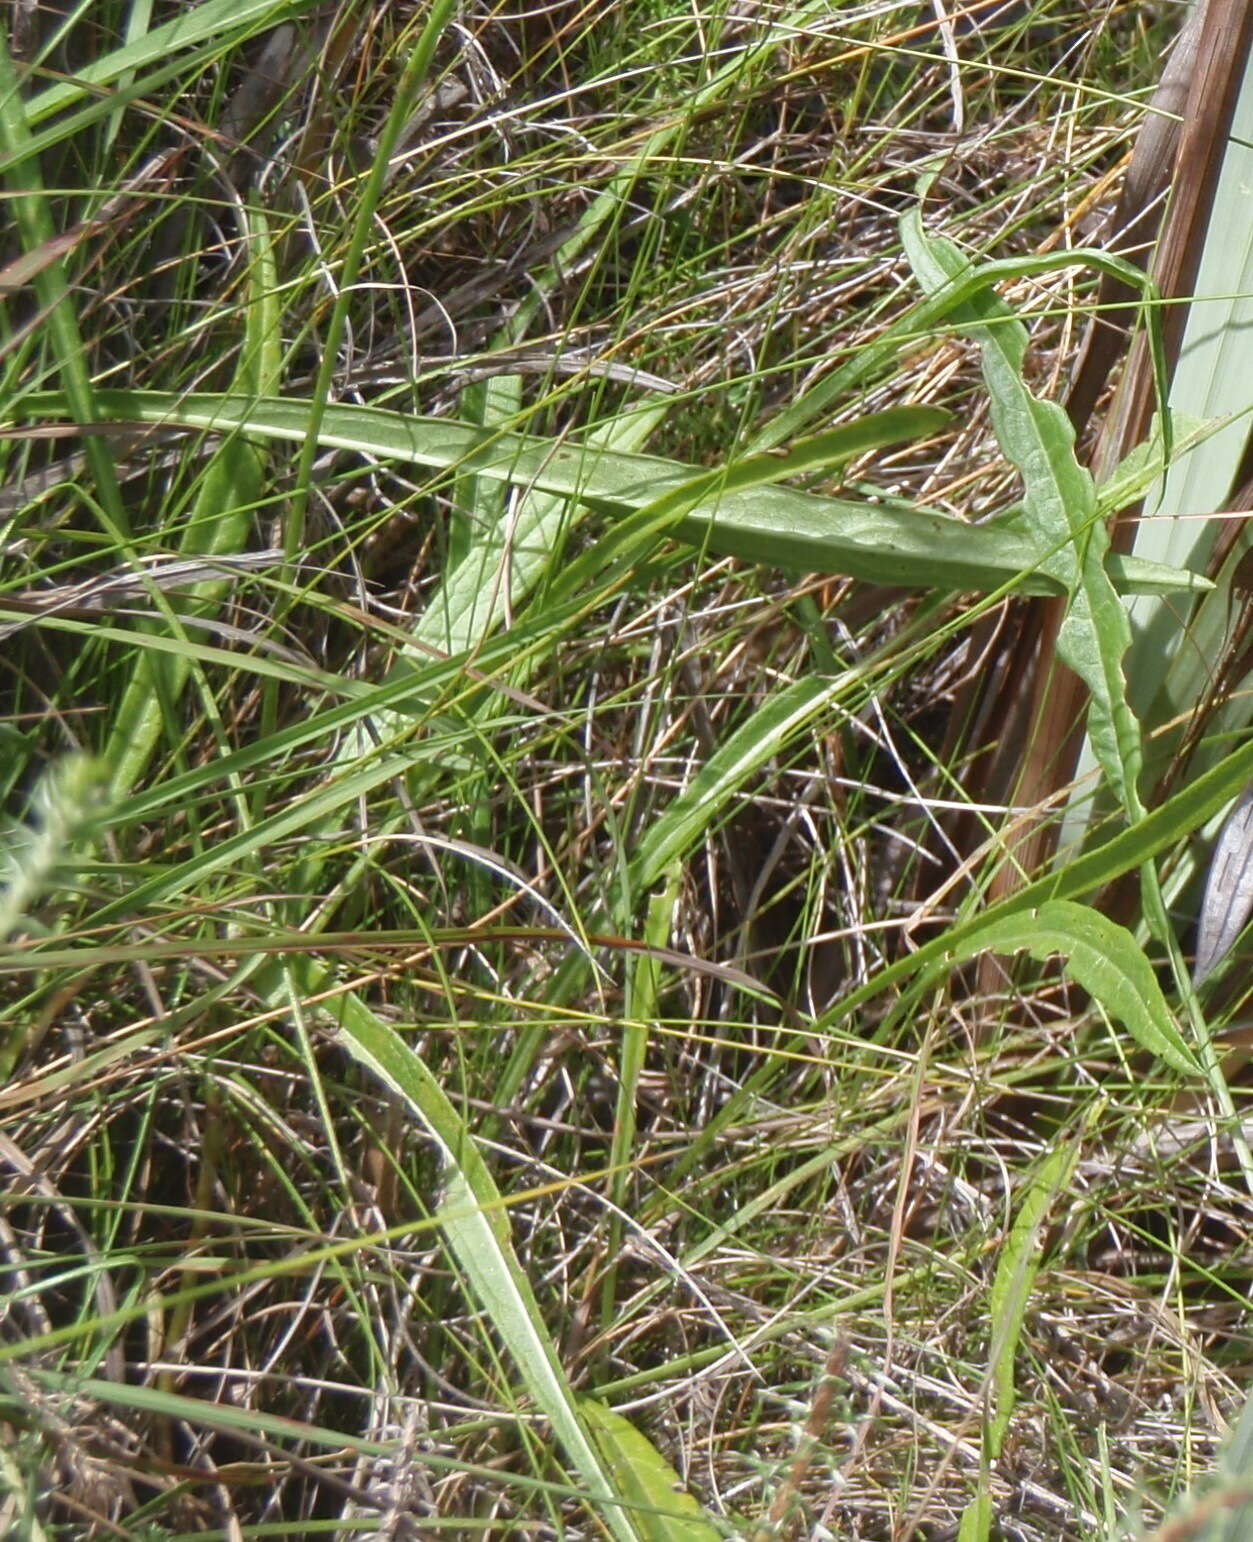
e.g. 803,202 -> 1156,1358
958,1491 -> 993,1542
900,215 -> 1145,817
986,1139 -> 1078,1458
7,390 -> 1203,598
819,732 -> 1253,1046
581,1400 -> 725,1542
19,0 -> 312,130
753,245 -> 1168,455
942,899 -> 1198,1075
323,983 -> 649,1542
105,205 -> 277,798
625,676 -> 836,904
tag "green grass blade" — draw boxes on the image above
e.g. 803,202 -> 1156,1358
105,205 -> 278,798
19,0 -> 313,129
580,1399 -> 724,1542
0,32 -> 126,536
958,1491 -> 994,1542
409,403 -> 670,662
986,1137 -> 1079,1457
624,676 -> 836,907
752,245 -> 1168,456
286,0 -> 460,570
321,983 -> 649,1542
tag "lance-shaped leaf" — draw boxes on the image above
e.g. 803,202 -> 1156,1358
939,899 -> 1198,1075
6,390 -> 1205,599
900,216 -> 1146,818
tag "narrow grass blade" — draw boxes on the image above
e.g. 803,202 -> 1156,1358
19,0 -> 313,129
958,1490 -> 994,1542
602,868 -> 682,1330
986,1138 -> 1079,1458
0,33 -> 126,535
625,676 -> 837,905
105,205 -> 278,797
752,245 -> 1168,456
323,985 -> 648,1542
960,1134 -> 1080,1542
410,403 -> 669,662
92,752 -> 429,918
287,0 -> 460,569
818,732 -> 1253,1038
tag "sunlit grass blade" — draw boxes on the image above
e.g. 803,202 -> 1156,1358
321,982 -> 650,1542
105,205 -> 279,798
624,676 -> 839,908
961,1135 -> 1080,1542
0,32 -> 126,535
18,0 -> 316,129
581,1398 -> 724,1542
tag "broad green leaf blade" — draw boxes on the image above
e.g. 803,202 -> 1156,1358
958,1492 -> 993,1542
580,1399 -> 724,1542
819,734 -> 1253,1039
900,215 -> 1145,817
1096,412 -> 1226,526
1071,71 -> 1253,872
944,899 -> 1197,1074
1124,71 -> 1253,728
7,390 -> 1202,598
324,984 -> 647,1542
1105,550 -> 1211,597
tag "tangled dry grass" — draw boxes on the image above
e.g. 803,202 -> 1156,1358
3,2 -> 1253,1539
